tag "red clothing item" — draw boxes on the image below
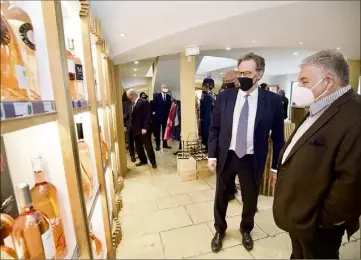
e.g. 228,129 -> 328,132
164,102 -> 176,141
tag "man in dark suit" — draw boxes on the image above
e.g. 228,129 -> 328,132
202,72 -> 215,90
152,84 -> 172,151
200,84 -> 213,152
208,53 -> 284,253
127,89 -> 157,169
278,89 -> 289,119
122,91 -> 135,162
273,50 -> 361,259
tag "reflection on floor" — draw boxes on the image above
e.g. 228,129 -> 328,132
116,143 -> 360,259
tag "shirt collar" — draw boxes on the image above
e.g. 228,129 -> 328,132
309,85 -> 351,116
239,86 -> 258,99
134,97 -> 139,105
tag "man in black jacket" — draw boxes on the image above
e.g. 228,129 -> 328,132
278,90 -> 289,119
127,89 -> 157,168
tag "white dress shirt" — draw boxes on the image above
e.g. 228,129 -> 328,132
229,88 -> 258,154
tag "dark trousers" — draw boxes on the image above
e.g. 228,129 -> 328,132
127,130 -> 135,157
214,151 -> 258,234
289,225 -> 345,259
134,132 -> 156,165
154,120 -> 168,147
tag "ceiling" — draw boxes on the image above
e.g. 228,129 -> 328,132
90,1 -> 360,64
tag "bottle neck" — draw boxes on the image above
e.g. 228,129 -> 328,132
20,204 -> 34,214
34,170 -> 46,184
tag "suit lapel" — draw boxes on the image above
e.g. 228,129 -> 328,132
255,88 -> 266,131
226,88 -> 239,134
282,89 -> 355,165
132,99 -> 140,114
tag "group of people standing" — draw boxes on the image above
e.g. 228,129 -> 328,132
122,84 -> 173,168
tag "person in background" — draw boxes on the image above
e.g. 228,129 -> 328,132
127,89 -> 157,169
152,84 -> 172,151
260,83 -> 268,90
200,84 -> 213,152
278,89 -> 289,119
223,71 -> 240,89
273,50 -> 361,259
122,91 -> 135,162
203,72 -> 215,90
208,52 -> 284,253
140,92 -> 149,100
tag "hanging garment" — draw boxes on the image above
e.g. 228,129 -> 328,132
164,101 -> 176,141
171,101 -> 181,141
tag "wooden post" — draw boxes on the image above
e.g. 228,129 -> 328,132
79,14 -> 114,259
41,1 -> 91,258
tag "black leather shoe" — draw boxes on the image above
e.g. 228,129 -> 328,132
156,146 -> 160,151
131,156 -> 136,162
136,162 -> 147,167
241,231 -> 253,251
152,164 -> 157,169
211,232 -> 225,253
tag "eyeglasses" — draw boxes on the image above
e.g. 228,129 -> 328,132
237,71 -> 254,77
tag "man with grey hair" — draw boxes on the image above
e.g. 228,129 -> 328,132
127,89 -> 157,168
273,50 -> 361,259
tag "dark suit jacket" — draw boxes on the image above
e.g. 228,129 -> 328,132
208,87 -> 285,182
273,89 -> 361,239
130,98 -> 152,136
202,78 -> 215,89
281,96 -> 289,119
152,93 -> 172,123
123,100 -> 132,129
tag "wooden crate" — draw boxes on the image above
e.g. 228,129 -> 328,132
177,157 -> 197,181
196,159 -> 212,179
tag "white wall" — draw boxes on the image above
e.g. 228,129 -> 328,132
120,77 -> 148,89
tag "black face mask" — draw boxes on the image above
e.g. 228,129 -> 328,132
238,77 -> 257,91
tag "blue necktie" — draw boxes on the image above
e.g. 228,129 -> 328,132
235,94 -> 249,159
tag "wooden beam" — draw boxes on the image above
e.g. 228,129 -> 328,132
41,1 -> 92,258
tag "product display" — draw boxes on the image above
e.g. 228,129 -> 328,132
77,122 -> 94,201
30,157 -> 67,259
73,56 -> 85,100
12,183 -> 55,259
1,2 -> 41,101
0,213 -> 17,259
66,50 -> 76,101
89,224 -> 105,259
100,128 -> 109,168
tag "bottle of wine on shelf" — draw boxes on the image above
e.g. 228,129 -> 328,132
66,50 -> 77,101
1,2 -> 41,101
73,56 -> 85,100
0,13 -> 29,101
12,183 -> 55,259
76,122 -> 94,201
30,157 -> 67,259
89,224 -> 105,259
0,213 -> 17,259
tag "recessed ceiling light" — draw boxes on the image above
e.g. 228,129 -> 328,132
252,40 -> 256,43
226,47 -> 231,51
293,52 -> 299,56
134,61 -> 139,64
133,74 -> 136,77
120,33 -> 126,37
299,41 -> 303,45
133,68 -> 137,71
336,47 -> 341,50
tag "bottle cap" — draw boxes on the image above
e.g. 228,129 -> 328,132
31,157 -> 43,173
76,123 -> 84,140
17,183 -> 32,207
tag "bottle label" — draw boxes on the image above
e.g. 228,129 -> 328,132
18,23 -> 36,50
41,228 -> 55,259
14,102 -> 32,116
15,65 -> 29,89
4,235 -> 15,250
75,64 -> 83,80
67,59 -> 76,74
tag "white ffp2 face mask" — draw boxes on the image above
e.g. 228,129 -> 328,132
292,77 -> 327,107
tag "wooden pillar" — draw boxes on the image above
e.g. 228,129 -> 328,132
179,53 -> 196,142
150,57 -> 159,99
348,60 -> 360,92
41,1 -> 92,258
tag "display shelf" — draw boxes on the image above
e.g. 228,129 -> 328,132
73,105 -> 91,115
87,184 -> 100,222
1,112 -> 57,134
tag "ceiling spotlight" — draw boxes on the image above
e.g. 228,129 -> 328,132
133,68 -> 137,71
293,52 -> 299,56
336,47 -> 341,50
133,74 -> 136,77
226,47 -> 231,51
252,40 -> 256,43
134,61 -> 139,64
299,41 -> 303,45
120,33 -> 126,37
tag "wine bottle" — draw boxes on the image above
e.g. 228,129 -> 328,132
0,213 -> 17,259
66,50 -> 77,100
2,3 -> 41,101
12,183 -> 55,259
30,157 -> 67,259
0,13 -> 29,101
76,122 -> 93,201
73,56 -> 85,100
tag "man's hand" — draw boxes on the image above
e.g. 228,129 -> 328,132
269,169 -> 277,186
141,129 -> 147,135
208,159 -> 217,171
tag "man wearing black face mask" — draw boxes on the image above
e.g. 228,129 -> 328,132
208,53 -> 284,253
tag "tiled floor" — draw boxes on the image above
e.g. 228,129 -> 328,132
116,144 -> 360,259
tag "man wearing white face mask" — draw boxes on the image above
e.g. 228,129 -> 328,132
273,50 -> 361,259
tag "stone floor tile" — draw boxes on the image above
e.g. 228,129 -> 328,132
195,245 -> 254,259
186,201 -> 214,224
250,232 -> 292,259
157,194 -> 193,210
166,179 -> 211,196
188,189 -> 216,203
254,208 -> 285,236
